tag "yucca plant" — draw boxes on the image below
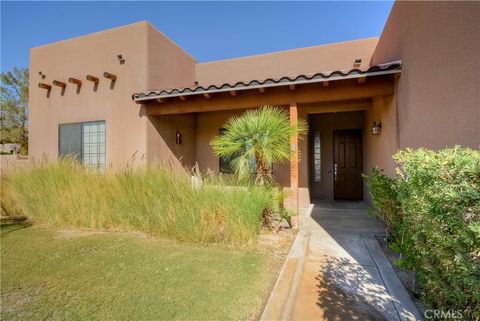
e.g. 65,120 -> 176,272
210,106 -> 307,185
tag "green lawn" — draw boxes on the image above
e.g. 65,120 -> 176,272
1,220 -> 284,321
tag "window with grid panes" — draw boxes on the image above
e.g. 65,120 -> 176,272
59,121 -> 106,171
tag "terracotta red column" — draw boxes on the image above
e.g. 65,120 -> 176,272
289,102 -> 299,228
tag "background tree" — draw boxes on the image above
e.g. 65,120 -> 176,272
210,106 -> 307,185
1,67 -> 29,154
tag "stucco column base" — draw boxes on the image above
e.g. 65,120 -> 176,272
290,215 -> 299,229
289,102 -> 299,229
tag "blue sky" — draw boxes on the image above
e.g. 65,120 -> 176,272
1,1 -> 393,72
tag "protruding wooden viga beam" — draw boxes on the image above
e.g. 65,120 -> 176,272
38,83 -> 51,90
52,80 -> 66,88
68,77 -> 82,86
38,83 -> 52,97
86,75 -> 99,83
103,72 -> 117,81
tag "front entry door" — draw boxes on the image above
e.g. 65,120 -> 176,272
333,129 -> 363,200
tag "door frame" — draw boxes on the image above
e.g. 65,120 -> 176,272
332,129 -> 364,200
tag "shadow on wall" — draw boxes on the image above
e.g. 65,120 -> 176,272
147,114 -> 196,169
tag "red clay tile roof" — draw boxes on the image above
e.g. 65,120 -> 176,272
133,61 -> 401,102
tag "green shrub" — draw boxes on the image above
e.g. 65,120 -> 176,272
6,159 -> 274,244
363,168 -> 401,237
366,147 -> 480,319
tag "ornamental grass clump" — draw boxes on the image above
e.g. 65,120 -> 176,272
4,159 -> 274,244
365,147 -> 480,319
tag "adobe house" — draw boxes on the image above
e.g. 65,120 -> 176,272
28,2 -> 479,212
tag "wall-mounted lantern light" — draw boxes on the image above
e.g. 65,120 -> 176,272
372,121 -> 382,135
176,131 -> 182,145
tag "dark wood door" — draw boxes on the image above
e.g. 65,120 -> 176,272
333,129 -> 363,200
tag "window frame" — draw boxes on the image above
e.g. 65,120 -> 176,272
58,120 -> 106,170
58,122 -> 82,161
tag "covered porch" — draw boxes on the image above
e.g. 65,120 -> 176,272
134,62 -> 401,214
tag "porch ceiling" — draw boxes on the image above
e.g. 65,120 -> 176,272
133,61 -> 401,103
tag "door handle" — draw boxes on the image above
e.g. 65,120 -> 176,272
334,163 -> 338,181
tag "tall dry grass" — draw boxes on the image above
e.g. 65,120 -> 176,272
4,159 -> 274,244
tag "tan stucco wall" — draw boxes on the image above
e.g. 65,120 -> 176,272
193,108 -> 291,186
195,110 -> 243,173
146,114 -> 196,169
363,96 -> 398,177
129,107 -> 291,183
373,1 -> 480,150
29,22 -> 149,167
143,23 -> 196,168
29,21 -> 196,168
196,38 -> 378,86
363,95 -> 399,202
145,24 -> 196,91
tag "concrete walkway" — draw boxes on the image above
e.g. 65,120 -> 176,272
261,201 -> 422,321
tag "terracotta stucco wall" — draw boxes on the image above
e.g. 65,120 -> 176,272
196,38 -> 378,86
373,2 -> 480,150
29,22 -> 150,167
